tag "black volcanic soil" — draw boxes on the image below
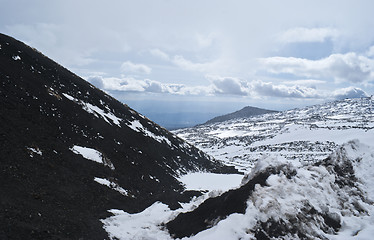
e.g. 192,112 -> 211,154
0,33 -> 237,239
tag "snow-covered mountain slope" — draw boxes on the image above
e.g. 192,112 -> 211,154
174,97 -> 374,172
99,140 -> 374,239
0,33 -> 236,239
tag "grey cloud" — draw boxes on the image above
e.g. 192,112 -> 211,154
144,80 -> 163,93
87,75 -> 369,102
251,80 -> 320,98
86,76 -> 207,96
328,54 -> 372,83
209,76 -> 249,96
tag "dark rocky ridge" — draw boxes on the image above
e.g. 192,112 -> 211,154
166,163 -> 344,239
203,106 -> 278,125
166,165 -> 293,238
0,33 -> 236,239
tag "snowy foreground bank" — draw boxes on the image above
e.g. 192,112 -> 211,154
101,140 -> 374,239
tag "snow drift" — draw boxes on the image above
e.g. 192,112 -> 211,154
166,140 -> 374,239
100,140 -> 374,239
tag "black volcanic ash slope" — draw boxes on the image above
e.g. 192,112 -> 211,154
0,33 -> 236,240
203,106 -> 278,125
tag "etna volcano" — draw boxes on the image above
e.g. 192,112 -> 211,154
0,33 -> 236,239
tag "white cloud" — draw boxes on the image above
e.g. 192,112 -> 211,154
149,49 -> 228,74
282,79 -> 326,87
170,54 -> 234,75
121,61 -> 151,74
250,80 -> 367,100
332,87 -> 368,100
149,49 -> 170,61
260,52 -> 374,83
279,27 -> 339,43
98,77 -> 147,92
196,32 -> 217,48
172,55 -> 211,72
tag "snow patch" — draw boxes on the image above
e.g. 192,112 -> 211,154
71,145 -> 102,163
62,93 -> 75,101
126,119 -> 143,132
126,119 -> 172,146
70,145 -> 115,169
84,102 -> 122,127
94,177 -> 131,197
12,55 -> 21,61
62,93 -> 122,127
26,147 -> 42,157
101,193 -> 217,240
178,172 -> 243,192
102,203 -> 173,240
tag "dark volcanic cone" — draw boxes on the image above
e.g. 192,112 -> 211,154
0,33 -> 236,239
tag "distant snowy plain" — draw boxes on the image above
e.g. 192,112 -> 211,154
101,97 -> 374,239
174,97 -> 374,172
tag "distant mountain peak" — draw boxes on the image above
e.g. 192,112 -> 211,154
203,106 -> 278,125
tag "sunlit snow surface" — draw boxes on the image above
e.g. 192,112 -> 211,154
26,146 -> 43,157
126,119 -> 172,146
178,172 -> 243,192
102,172 -> 243,239
94,177 -> 131,197
71,145 -> 102,163
70,145 -> 115,169
62,93 -> 122,127
173,97 -> 374,172
101,140 -> 374,239
101,190 -> 229,240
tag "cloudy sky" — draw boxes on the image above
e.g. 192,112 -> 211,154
1,0 -> 374,127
